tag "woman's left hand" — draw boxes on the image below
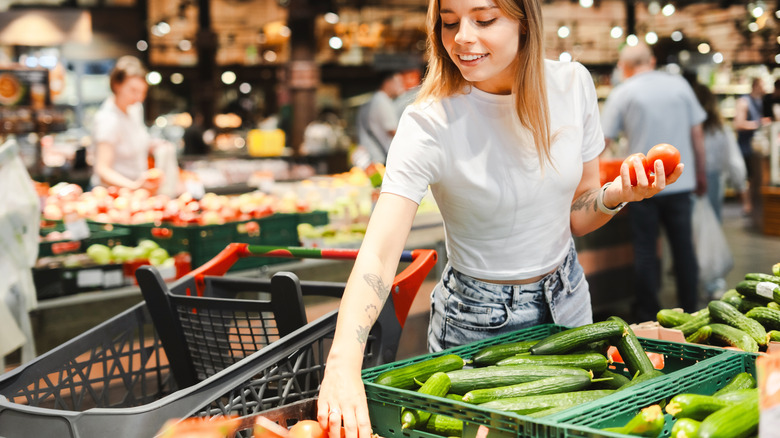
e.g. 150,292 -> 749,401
605,157 -> 684,206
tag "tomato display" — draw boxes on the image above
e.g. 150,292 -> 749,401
622,153 -> 648,186
289,420 -> 327,438
645,143 -> 680,178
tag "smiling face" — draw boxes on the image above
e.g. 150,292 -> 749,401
439,0 -> 521,95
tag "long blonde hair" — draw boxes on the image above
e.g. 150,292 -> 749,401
416,0 -> 552,167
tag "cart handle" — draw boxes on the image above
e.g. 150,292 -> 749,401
188,243 -> 437,327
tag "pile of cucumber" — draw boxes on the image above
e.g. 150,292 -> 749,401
603,372 -> 758,438
656,270 -> 780,353
372,317 -> 663,437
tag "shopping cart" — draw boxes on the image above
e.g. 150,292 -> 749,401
0,244 -> 437,438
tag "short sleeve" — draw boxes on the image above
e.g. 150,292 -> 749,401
92,108 -> 120,145
381,104 -> 444,204
576,63 -> 605,162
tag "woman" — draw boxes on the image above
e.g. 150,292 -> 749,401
317,1 -> 684,437
91,55 -> 160,191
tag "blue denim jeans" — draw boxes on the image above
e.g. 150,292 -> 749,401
427,240 -> 592,352
627,192 -> 698,321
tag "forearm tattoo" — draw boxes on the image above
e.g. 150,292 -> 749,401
365,303 -> 379,319
356,325 -> 370,350
571,188 -> 599,213
363,273 -> 391,301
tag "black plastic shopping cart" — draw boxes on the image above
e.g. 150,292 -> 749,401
0,243 -> 437,438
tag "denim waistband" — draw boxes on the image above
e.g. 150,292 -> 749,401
446,240 -> 576,306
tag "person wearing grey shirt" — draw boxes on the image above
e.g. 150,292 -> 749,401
601,43 -> 707,322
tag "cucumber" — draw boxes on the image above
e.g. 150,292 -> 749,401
769,301 -> 780,311
673,308 -> 711,336
471,340 -> 538,366
524,405 -> 574,418
746,306 -> 780,330
671,418 -> 701,438
774,263 -> 780,277
424,414 -> 463,437
462,374 -> 592,404
529,321 -> 625,355
496,352 -> 609,374
714,388 -> 758,404
712,372 -> 756,397
593,369 -> 631,390
769,330 -> 780,342
707,323 -> 759,352
608,316 -> 656,376
616,369 -> 665,391
736,280 -> 780,303
374,354 -> 465,389
708,301 -> 767,346
572,339 -> 611,356
478,390 -> 615,415
400,372 -> 451,429
601,404 -> 665,437
738,296 -> 773,313
446,365 -> 592,394
697,391 -> 759,438
657,309 -> 694,328
685,325 -> 712,344
664,393 -> 731,420
745,272 -> 780,285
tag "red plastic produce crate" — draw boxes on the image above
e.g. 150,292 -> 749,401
0,244 -> 437,438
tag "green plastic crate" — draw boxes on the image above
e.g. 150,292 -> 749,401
361,323 -> 734,438
39,222 -> 132,257
554,351 -> 757,437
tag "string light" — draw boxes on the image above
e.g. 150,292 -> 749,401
662,3 -> 675,16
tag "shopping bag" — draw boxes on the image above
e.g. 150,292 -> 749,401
692,195 -> 734,284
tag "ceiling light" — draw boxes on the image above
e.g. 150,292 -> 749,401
712,52 -> 724,63
324,12 -> 339,24
648,1 -> 661,15
170,73 -> 184,84
558,25 -> 570,38
626,34 -> 639,46
136,40 -> 148,51
698,43 -> 711,54
263,50 -> 278,62
645,32 -> 658,45
146,71 -> 162,85
221,71 -> 236,85
748,22 -> 759,32
178,40 -> 192,51
579,0 -> 593,8
559,52 -> 573,62
610,26 -> 623,39
329,36 -> 343,49
751,6 -> 764,18
671,30 -> 683,42
239,82 -> 252,94
662,4 -> 675,16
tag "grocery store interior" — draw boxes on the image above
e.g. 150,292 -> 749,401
0,0 -> 779,433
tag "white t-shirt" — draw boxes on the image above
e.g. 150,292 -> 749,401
91,96 -> 150,186
382,60 -> 604,280
357,90 -> 399,163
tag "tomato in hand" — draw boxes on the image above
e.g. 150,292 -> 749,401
622,153 -> 648,186
289,420 -> 327,438
645,143 -> 680,178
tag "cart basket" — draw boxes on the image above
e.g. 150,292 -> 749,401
0,244 -> 437,438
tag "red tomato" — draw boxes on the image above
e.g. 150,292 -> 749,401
255,416 -> 291,438
645,143 -> 680,178
622,153 -> 648,186
289,420 -> 327,438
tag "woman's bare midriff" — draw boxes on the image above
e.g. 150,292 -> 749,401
476,267 -> 557,285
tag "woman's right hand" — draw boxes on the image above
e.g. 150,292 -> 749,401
317,354 -> 373,438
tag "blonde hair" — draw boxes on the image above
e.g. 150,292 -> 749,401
109,56 -> 147,94
416,0 -> 552,167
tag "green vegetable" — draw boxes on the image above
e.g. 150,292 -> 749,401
664,393 -> 731,420
400,372 -> 451,429
685,325 -> 712,344
424,414 -> 463,437
601,404 -> 665,437
529,321 -> 625,355
445,365 -> 591,394
746,306 -> 780,331
670,418 -> 701,438
496,352 -> 609,374
374,354 -> 465,389
712,372 -> 756,397
736,279 -> 780,303
462,374 -> 592,404
608,316 -> 656,376
616,369 -> 665,391
673,309 -> 711,336
769,330 -> 780,342
593,369 -> 631,390
697,390 -> 758,438
471,340 -> 538,366
657,309 -> 694,328
478,390 -> 615,415
707,323 -> 759,353
708,301 -> 767,346
745,272 -> 780,285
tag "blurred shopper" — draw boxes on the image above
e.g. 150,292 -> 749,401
734,77 -> 771,176
317,3 -> 685,438
765,78 -> 780,121
601,43 -> 707,322
182,111 -> 210,156
356,70 -> 405,163
91,56 -> 163,192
